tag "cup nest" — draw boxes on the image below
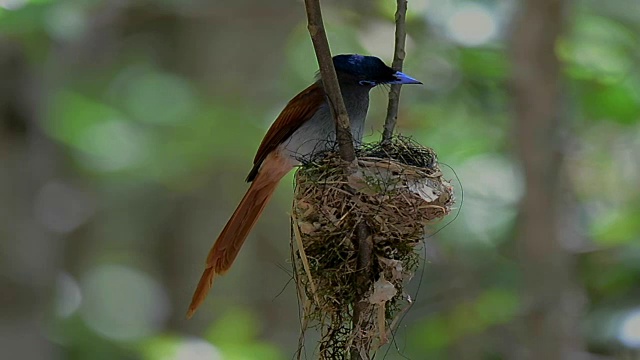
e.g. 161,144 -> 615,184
291,136 -> 455,359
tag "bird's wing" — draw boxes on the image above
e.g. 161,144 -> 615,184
246,82 -> 325,182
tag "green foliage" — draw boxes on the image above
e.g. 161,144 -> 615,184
0,3 -> 49,35
459,48 -> 508,81
138,309 -> 282,360
409,288 -> 518,352
205,309 -> 283,360
591,208 -> 640,246
46,68 -> 261,184
112,70 -> 198,126
286,22 -> 365,86
580,79 -> 640,124
141,335 -> 184,360
561,14 -> 636,82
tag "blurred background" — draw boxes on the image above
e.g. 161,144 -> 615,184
1,0 -> 640,359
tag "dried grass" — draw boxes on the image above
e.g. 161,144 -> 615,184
291,136 -> 455,359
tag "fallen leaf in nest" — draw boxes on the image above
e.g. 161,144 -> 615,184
296,200 -> 316,218
298,221 -> 317,235
347,171 -> 379,196
322,206 -> 339,224
379,257 -> 404,282
297,200 -> 311,210
408,179 -> 441,202
368,276 -> 397,305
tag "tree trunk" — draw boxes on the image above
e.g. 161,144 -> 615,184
510,0 -> 585,358
0,41 -> 61,360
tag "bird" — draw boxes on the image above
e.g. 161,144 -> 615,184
187,54 -> 422,318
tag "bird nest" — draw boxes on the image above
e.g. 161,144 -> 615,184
291,136 -> 454,359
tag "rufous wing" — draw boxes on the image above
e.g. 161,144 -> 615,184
246,82 -> 325,182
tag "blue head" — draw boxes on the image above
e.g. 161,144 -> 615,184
332,54 -> 422,87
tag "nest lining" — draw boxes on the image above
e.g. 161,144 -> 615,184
291,136 -> 454,359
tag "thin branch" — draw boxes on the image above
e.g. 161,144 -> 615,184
350,222 -> 374,360
303,0 -> 356,163
382,0 -> 409,142
302,3 -> 368,359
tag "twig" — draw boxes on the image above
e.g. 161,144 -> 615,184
301,2 -> 388,359
303,0 -> 356,163
350,222 -> 374,360
382,0 -> 409,142
291,210 -> 321,307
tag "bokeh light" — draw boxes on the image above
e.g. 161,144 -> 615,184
77,119 -> 151,171
109,67 -> 198,126
44,2 -> 87,41
34,181 -> 93,234
80,264 -> 170,341
174,339 -> 223,360
619,309 -> 640,348
0,0 -> 26,10
55,272 -> 83,318
445,3 -> 498,47
457,154 -> 523,244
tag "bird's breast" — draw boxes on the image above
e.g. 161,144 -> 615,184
279,94 -> 369,164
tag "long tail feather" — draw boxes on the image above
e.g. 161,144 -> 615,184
187,153 -> 292,318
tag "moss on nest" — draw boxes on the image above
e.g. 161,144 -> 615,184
291,136 -> 454,359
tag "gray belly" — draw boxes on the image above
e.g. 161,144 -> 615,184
279,102 -> 366,164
